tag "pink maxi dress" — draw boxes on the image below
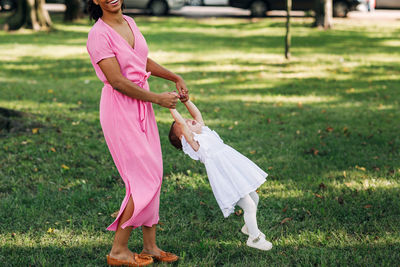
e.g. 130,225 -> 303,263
86,15 -> 162,231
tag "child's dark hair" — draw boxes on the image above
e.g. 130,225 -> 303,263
169,121 -> 182,150
88,0 -> 125,21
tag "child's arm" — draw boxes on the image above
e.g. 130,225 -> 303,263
170,109 -> 200,151
183,100 -> 204,126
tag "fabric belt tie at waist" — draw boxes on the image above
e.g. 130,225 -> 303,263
137,72 -> 151,133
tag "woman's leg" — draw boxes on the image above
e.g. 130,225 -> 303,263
237,194 -> 260,237
109,195 -> 135,261
142,225 -> 163,255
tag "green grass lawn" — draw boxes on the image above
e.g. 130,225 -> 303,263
0,13 -> 399,266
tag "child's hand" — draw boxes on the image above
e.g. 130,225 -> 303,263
179,92 -> 189,103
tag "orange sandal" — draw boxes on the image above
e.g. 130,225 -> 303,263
140,250 -> 179,263
106,253 -> 153,267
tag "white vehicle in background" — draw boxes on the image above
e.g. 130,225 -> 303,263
375,0 -> 400,8
124,0 -> 186,15
187,0 -> 229,7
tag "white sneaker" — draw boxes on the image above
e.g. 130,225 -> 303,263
241,225 -> 266,239
246,233 -> 273,251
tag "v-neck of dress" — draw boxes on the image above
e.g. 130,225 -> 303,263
100,15 -> 136,50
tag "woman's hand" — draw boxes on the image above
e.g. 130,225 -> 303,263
175,76 -> 189,102
156,92 -> 179,108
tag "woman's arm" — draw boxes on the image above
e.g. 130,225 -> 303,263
146,57 -> 189,102
170,109 -> 200,151
184,100 -> 204,126
98,57 -> 178,108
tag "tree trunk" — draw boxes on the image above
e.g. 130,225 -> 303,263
3,0 -> 52,31
324,0 -> 333,29
313,0 -> 333,29
313,0 -> 324,28
285,0 -> 291,60
64,0 -> 82,22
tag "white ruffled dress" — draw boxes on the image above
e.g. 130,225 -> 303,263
181,126 -> 268,217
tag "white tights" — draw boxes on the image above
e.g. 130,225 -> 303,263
237,191 -> 260,237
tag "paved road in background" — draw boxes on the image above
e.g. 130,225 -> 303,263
45,4 -> 400,20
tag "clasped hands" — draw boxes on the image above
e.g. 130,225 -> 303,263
157,76 -> 189,109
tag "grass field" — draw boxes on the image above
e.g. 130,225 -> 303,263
0,12 -> 399,266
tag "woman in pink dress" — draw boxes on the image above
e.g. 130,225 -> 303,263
86,0 -> 187,265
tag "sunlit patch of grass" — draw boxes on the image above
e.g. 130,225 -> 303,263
212,94 -> 337,104
0,44 -> 87,60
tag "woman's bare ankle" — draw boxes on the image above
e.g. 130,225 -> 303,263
109,246 -> 133,258
142,246 -> 163,256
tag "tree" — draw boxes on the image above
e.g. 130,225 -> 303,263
64,0 -> 83,22
3,0 -> 52,31
314,0 -> 333,29
285,0 -> 292,60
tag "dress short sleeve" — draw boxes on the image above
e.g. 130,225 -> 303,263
181,136 -> 200,161
87,30 -> 115,64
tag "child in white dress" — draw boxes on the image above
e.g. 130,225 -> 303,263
169,99 -> 273,251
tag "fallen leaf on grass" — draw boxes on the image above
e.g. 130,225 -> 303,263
364,205 -> 372,209
373,166 -> 380,171
32,128 -> 39,134
249,150 -> 256,154
111,210 -> 119,218
11,233 -> 16,237
50,147 -> 56,152
200,201 -> 206,206
305,147 -> 319,155
355,165 -> 366,171
47,228 -> 54,233
280,217 -> 292,224
344,182 -> 352,188
282,205 -> 288,213
325,127 -> 334,132
61,164 -> 69,170
314,193 -> 323,199
302,207 -> 311,216
235,209 -> 243,216
268,166 -> 273,170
